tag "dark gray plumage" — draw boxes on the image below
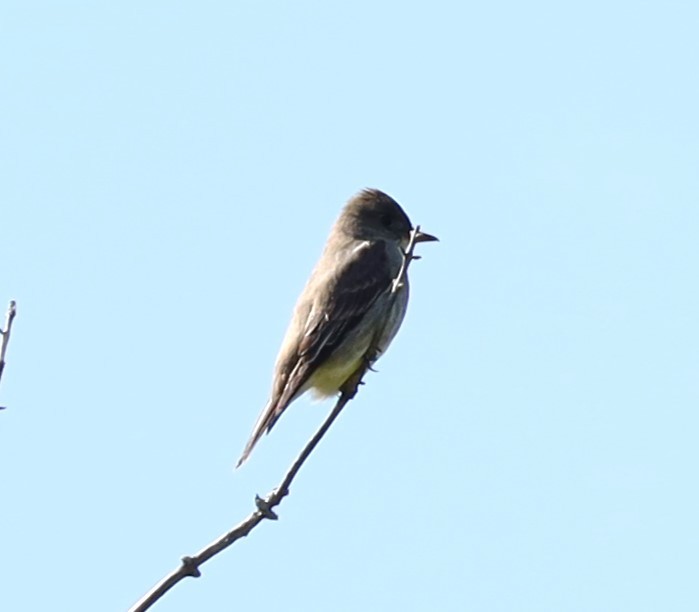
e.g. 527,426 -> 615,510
237,189 -> 437,466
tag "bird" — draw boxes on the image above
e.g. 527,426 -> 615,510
236,188 -> 437,467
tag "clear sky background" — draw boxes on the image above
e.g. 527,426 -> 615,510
2,2 -> 698,611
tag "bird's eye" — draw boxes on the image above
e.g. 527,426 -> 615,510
380,213 -> 392,228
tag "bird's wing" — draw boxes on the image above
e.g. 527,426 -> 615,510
297,240 -> 394,366
236,240 -> 394,466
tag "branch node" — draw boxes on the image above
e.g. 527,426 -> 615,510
180,557 -> 201,578
255,494 -> 279,520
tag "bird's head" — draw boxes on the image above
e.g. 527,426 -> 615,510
339,188 -> 438,247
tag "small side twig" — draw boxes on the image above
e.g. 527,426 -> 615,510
128,228 -> 425,612
0,300 -> 17,408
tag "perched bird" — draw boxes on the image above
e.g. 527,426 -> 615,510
237,188 -> 437,467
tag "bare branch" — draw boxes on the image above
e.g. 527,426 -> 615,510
128,228 -> 425,612
0,300 -> 17,408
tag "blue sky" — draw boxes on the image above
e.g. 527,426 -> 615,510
2,1 -> 698,610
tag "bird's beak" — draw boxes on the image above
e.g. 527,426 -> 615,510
413,229 -> 439,243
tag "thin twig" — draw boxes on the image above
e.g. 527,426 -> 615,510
128,228 -> 424,612
0,300 -> 17,408
128,397 -> 352,612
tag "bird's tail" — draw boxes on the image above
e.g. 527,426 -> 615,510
236,398 -> 283,468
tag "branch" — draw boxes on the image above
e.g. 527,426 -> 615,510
128,228 -> 425,612
0,300 -> 17,408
